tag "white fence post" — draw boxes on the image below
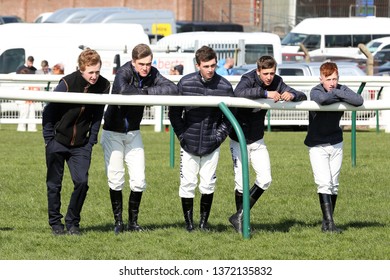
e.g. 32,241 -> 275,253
381,87 -> 390,133
154,105 -> 163,132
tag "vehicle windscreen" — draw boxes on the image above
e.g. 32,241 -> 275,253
367,41 -> 382,53
245,44 -> 274,64
279,68 -> 305,76
0,48 -> 25,74
302,35 -> 321,51
281,32 -> 307,46
2,16 -> 22,23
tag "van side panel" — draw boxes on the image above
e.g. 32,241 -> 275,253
155,31 -> 282,65
0,23 -> 149,76
281,17 -> 390,60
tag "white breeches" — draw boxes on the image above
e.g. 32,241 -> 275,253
179,148 -> 220,198
230,139 -> 272,193
308,142 -> 343,195
101,129 -> 146,192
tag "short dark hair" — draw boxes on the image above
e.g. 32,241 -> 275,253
27,56 -> 34,62
174,64 -> 184,75
195,45 -> 217,65
19,68 -> 31,74
41,60 -> 49,67
132,43 -> 153,61
257,55 -> 277,70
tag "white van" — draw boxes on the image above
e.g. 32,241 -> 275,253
152,52 -> 196,75
0,23 -> 149,76
281,17 -> 390,60
154,31 -> 283,65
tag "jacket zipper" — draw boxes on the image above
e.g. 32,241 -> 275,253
70,84 -> 90,146
70,106 -> 85,146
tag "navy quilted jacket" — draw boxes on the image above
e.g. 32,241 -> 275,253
169,72 -> 234,156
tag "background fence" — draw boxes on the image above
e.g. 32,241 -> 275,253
1,74 -> 390,132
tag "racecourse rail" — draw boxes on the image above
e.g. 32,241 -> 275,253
2,74 -> 390,239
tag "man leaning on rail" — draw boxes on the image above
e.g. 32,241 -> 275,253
228,55 -> 307,234
101,43 -> 178,235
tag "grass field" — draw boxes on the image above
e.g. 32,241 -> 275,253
0,124 -> 389,260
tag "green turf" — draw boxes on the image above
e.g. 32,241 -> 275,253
0,124 -> 389,260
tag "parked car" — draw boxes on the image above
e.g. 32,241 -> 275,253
365,36 -> 390,57
231,61 -> 366,77
230,64 -> 256,75
0,15 -> 23,24
33,12 -> 53,23
282,53 -> 306,62
373,49 -> 390,66
278,62 -> 366,76
373,61 -> 390,76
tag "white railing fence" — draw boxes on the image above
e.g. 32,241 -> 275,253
1,74 -> 390,132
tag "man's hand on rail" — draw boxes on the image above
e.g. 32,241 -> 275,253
267,91 -> 281,102
280,91 -> 295,102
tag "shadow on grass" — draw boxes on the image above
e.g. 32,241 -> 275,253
0,227 -> 14,231
83,222 -> 187,233
81,219 -> 385,234
207,219 -> 314,233
342,221 -> 385,229
215,219 -> 386,233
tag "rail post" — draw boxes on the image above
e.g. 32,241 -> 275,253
351,82 -> 366,167
218,102 -> 251,239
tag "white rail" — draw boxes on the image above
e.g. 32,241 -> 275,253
1,74 -> 390,132
0,89 -> 389,111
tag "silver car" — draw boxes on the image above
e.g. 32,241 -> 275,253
277,61 -> 366,76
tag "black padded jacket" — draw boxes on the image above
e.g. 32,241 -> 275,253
230,69 -> 307,144
169,71 -> 234,156
103,61 -> 178,133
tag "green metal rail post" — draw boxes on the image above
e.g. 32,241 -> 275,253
376,87 -> 383,134
267,110 -> 271,132
219,102 -> 251,240
45,82 -> 51,91
351,82 -> 366,167
169,125 -> 175,168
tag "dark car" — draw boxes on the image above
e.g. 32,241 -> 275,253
176,21 -> 244,33
0,15 -> 24,24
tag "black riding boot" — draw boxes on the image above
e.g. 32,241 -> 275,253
199,193 -> 214,231
110,189 -> 124,234
319,193 -> 342,233
181,197 -> 194,232
331,194 -> 337,213
229,184 -> 264,233
234,190 -> 243,211
127,191 -> 144,232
